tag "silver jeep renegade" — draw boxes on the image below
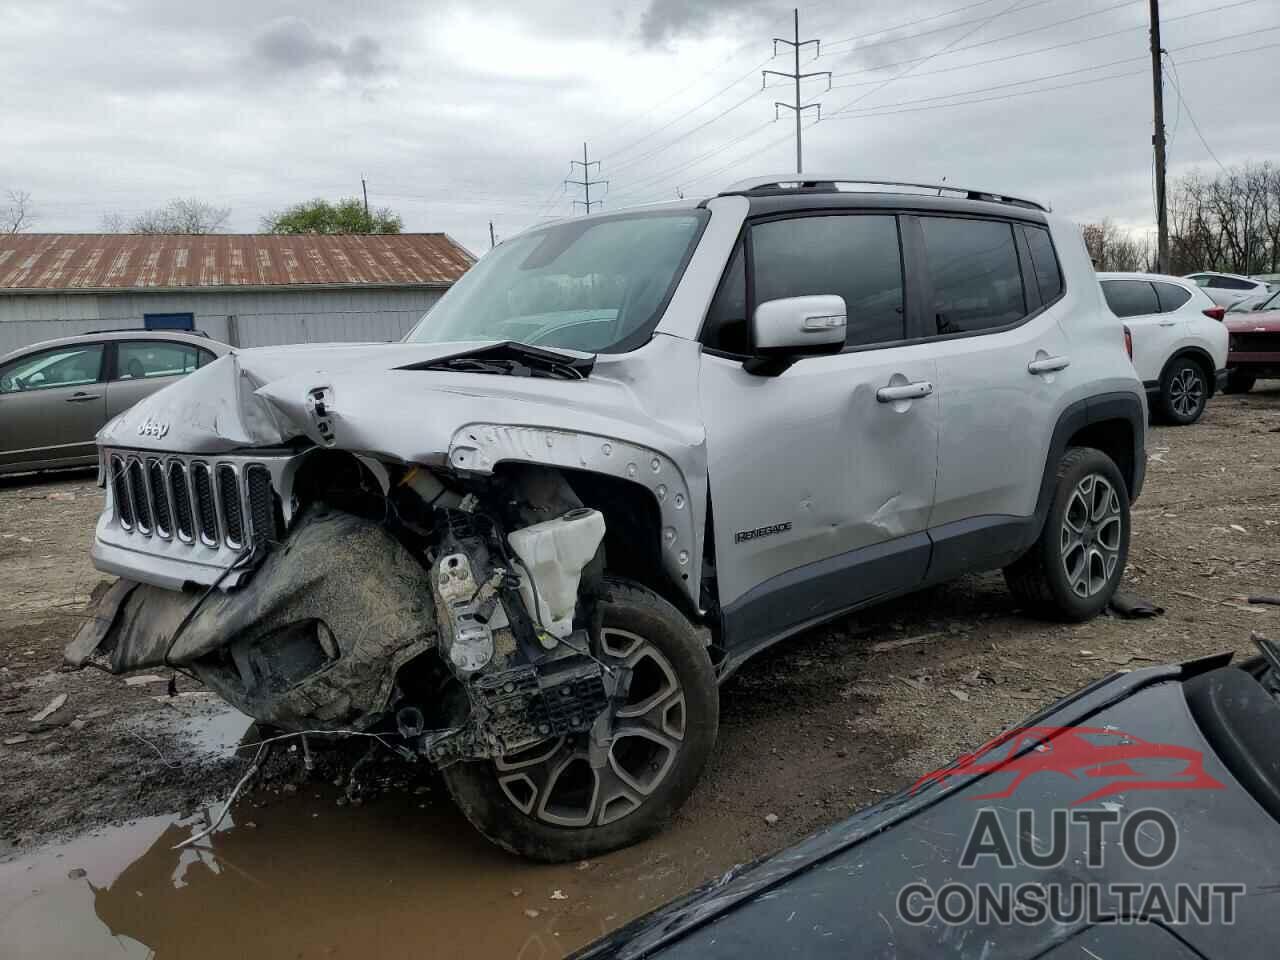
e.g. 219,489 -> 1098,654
67,176 -> 1147,861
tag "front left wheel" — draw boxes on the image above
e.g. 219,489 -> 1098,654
443,578 -> 718,862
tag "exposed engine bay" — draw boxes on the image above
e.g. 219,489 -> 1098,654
67,462 -> 632,771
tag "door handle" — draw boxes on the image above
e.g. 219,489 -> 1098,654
65,392 -> 101,402
1027,356 -> 1070,375
876,381 -> 934,403
1157,320 -> 1176,327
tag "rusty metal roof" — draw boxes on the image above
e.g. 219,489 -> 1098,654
0,233 -> 475,293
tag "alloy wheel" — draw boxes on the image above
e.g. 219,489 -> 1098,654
1060,473 -> 1123,598
493,628 -> 686,828
1169,366 -> 1204,419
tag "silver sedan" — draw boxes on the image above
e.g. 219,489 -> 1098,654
0,330 -> 231,476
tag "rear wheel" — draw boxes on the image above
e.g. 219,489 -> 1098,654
1158,356 -> 1208,425
443,578 -> 718,862
1004,447 -> 1130,622
1224,370 -> 1256,394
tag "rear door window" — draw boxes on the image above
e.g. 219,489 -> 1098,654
1101,280 -> 1159,318
1153,282 -> 1192,313
116,341 -> 202,380
920,217 -> 1026,335
749,214 -> 906,348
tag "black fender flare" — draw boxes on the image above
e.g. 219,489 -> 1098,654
1022,391 -> 1146,553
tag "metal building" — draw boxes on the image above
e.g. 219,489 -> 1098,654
0,233 -> 475,354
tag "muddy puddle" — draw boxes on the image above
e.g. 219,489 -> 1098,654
0,710 -> 723,959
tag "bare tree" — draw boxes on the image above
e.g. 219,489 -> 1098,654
1167,162 -> 1279,275
1080,219 -> 1148,272
2,190 -> 33,233
100,198 -> 231,234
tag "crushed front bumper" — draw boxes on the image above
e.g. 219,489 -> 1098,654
69,508 -> 439,731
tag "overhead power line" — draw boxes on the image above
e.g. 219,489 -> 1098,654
819,38 -> 1279,121
827,0 -> 1030,116
826,0 -> 1263,90
820,0 -> 1009,49
824,0 -> 1054,53
1162,53 -> 1227,172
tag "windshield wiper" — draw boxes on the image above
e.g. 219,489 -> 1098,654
400,341 -> 594,380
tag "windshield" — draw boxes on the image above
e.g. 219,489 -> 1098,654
405,209 -> 707,353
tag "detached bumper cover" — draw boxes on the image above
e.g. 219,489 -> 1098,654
67,508 -> 438,730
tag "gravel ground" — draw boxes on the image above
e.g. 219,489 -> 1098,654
1,384 -> 1278,876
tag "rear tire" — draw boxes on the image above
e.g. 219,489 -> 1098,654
443,578 -> 718,862
1157,356 -> 1208,425
1004,447 -> 1130,622
1224,370 -> 1256,395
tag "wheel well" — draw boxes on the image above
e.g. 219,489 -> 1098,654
558,468 -> 698,619
1162,348 -> 1216,395
292,449 -> 386,518
1066,419 -> 1136,497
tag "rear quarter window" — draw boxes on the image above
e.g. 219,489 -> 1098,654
1023,225 -> 1063,303
1101,279 -> 1159,318
1153,282 -> 1192,313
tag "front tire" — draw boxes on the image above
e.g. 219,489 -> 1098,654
1158,356 -> 1208,424
1224,370 -> 1256,395
443,578 -> 718,862
1004,447 -> 1130,622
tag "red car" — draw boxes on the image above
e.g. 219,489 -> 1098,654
1225,288 -> 1280,392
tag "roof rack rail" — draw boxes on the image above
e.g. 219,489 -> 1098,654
718,174 -> 1050,212
87,327 -> 212,338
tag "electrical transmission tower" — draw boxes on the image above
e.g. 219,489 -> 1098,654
566,142 -> 608,214
763,8 -> 830,175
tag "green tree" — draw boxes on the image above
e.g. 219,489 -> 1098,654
261,197 -> 402,235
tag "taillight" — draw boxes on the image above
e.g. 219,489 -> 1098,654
1123,325 -> 1134,360
1204,306 -> 1226,322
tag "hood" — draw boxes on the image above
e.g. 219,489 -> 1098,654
97,337 -> 704,465
1225,308 -> 1280,333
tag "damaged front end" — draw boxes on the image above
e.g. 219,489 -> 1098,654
69,464 -> 620,762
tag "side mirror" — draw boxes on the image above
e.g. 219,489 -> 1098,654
745,295 -> 847,376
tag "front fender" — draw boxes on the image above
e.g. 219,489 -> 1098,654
448,424 -> 705,608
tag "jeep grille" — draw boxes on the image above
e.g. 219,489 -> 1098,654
106,451 -> 281,551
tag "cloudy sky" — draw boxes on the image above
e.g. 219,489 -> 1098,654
3,0 -> 1277,254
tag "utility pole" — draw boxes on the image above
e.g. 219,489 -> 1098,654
763,9 -> 830,175
1150,0 -> 1170,273
361,176 -> 370,218
566,142 -> 608,214
489,221 -> 496,248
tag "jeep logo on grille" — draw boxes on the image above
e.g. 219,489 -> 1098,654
137,417 -> 170,439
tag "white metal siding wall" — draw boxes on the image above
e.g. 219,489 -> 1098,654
0,287 -> 443,354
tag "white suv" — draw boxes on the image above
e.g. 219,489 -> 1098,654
68,176 -> 1147,860
1099,272 -> 1229,425
1185,271 -> 1273,311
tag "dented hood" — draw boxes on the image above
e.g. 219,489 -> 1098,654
97,338 -> 704,465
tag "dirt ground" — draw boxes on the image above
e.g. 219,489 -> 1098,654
1,384 -> 1278,956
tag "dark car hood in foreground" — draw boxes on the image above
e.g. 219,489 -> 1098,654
578,655 -> 1280,960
